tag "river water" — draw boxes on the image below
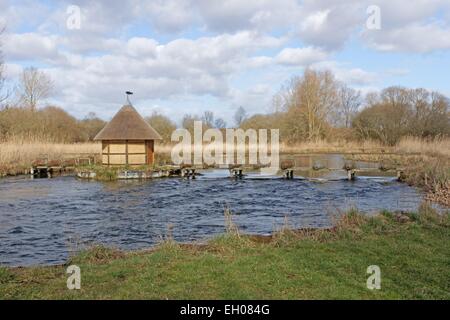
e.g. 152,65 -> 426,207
0,170 -> 424,266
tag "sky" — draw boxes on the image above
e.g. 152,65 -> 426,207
1,0 -> 450,125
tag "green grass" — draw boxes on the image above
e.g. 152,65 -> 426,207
0,207 -> 449,300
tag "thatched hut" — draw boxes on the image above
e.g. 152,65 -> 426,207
94,104 -> 162,166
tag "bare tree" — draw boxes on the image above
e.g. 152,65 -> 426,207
146,112 -> 176,142
202,110 -> 214,128
0,25 -> 9,108
214,117 -> 227,128
17,67 -> 53,111
234,106 -> 247,127
182,113 -> 200,135
337,84 -> 362,128
353,86 -> 449,144
284,69 -> 339,141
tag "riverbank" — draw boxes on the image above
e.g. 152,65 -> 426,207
1,137 -> 448,174
346,152 -> 449,206
1,206 -> 448,299
0,141 -> 100,176
1,138 -> 448,205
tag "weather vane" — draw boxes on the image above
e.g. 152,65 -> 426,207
126,91 -> 133,105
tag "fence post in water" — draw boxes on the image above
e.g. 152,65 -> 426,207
284,169 -> 294,179
397,170 -> 406,182
347,169 -> 355,181
230,168 -> 243,178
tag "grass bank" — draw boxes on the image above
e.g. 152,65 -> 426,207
1,206 -> 449,299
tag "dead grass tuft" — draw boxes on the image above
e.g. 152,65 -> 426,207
68,245 -> 125,265
224,206 -> 240,237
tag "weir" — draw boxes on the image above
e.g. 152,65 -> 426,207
29,153 -> 406,181
30,153 -> 97,178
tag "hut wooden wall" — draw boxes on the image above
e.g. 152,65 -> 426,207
102,140 -> 154,166
146,140 -> 154,165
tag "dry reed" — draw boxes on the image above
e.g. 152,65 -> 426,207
1,137 -> 448,179
157,137 -> 450,156
395,136 -> 450,158
0,140 -> 100,175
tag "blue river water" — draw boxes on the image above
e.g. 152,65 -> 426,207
0,170 -> 424,266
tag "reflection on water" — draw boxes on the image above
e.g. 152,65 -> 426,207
0,170 -> 424,266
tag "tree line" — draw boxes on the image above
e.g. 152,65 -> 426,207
1,69 -> 448,145
240,69 -> 449,145
175,69 -> 449,145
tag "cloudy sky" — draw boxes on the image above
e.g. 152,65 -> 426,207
1,0 -> 450,124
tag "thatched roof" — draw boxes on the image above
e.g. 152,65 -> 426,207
94,105 -> 162,141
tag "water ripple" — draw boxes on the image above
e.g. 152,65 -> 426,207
0,173 -> 426,266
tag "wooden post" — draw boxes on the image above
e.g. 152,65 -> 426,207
284,169 -> 293,179
230,168 -> 243,178
125,140 -> 129,165
397,170 -> 406,182
347,169 -> 355,181
107,141 -> 110,166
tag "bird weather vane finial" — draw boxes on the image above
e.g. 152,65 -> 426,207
125,91 -> 133,105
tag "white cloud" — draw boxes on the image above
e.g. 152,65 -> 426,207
363,22 -> 450,53
136,0 -> 195,33
311,61 -> 378,86
3,63 -> 23,79
296,1 -> 365,50
1,0 -> 449,121
2,31 -> 286,117
301,9 -> 330,32
384,68 -> 410,77
126,37 -> 158,58
295,0 -> 450,52
276,47 -> 329,66
3,33 -> 60,61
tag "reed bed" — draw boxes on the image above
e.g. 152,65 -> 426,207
1,137 -> 448,179
157,137 -> 450,156
155,139 -> 388,154
395,136 -> 450,158
0,140 -> 100,175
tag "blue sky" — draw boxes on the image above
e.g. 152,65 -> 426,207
1,0 -> 449,125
